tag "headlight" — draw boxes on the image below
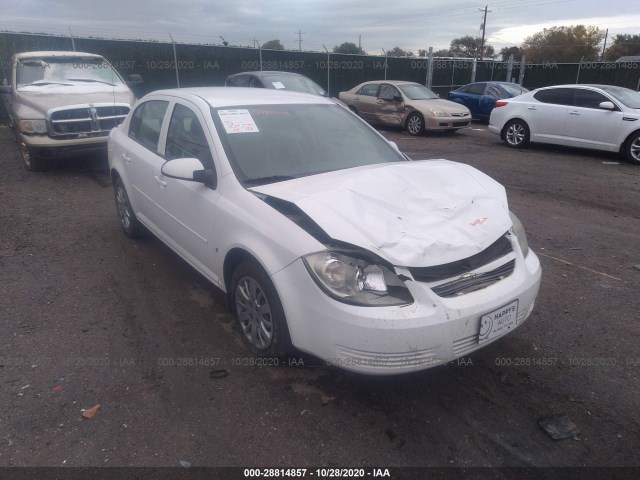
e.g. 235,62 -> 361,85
429,109 -> 449,117
19,119 -> 47,134
509,212 -> 530,257
303,251 -> 413,306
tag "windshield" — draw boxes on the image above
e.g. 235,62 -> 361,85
599,86 -> 640,109
499,83 -> 528,97
262,75 -> 326,96
212,104 -> 405,185
398,84 -> 439,100
16,56 -> 124,87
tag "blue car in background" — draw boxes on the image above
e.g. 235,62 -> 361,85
448,82 -> 528,120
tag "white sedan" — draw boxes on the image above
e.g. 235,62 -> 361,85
489,84 -> 640,164
108,87 -> 541,375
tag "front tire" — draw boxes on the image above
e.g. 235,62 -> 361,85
406,112 -> 425,136
625,131 -> 640,165
20,143 -> 45,172
113,177 -> 146,238
231,258 -> 291,358
503,119 -> 530,148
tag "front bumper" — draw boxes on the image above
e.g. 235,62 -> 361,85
272,249 -> 541,375
19,133 -> 107,158
424,117 -> 471,130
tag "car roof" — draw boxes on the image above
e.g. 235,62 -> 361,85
15,51 -> 104,59
228,71 -> 307,78
148,87 -> 333,108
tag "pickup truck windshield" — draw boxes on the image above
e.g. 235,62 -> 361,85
17,57 -> 124,87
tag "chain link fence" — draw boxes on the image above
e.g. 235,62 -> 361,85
2,32 -> 640,125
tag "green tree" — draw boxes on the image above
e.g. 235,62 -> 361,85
521,25 -> 604,62
333,42 -> 365,54
449,35 -> 494,59
605,34 -> 640,60
500,46 -> 524,61
261,39 -> 285,50
386,46 -> 413,57
433,49 -> 451,57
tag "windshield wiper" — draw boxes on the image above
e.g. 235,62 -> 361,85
243,175 -> 298,186
66,78 -> 116,86
25,81 -> 74,86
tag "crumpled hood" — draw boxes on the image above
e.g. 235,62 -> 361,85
15,84 -> 134,114
250,160 -> 512,267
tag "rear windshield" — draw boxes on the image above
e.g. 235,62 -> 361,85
499,83 -> 528,97
261,75 -> 326,96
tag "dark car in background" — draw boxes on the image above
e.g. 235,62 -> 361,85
226,71 -> 327,96
448,82 -> 528,120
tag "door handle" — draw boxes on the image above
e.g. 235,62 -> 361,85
122,152 -> 132,164
154,175 -> 167,187
527,106 -> 537,110
569,111 -> 580,115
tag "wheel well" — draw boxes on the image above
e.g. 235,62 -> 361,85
223,248 -> 260,294
405,110 -> 423,126
110,168 -> 121,184
500,118 -> 528,139
620,129 -> 640,154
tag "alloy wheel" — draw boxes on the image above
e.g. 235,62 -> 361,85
235,277 -> 273,350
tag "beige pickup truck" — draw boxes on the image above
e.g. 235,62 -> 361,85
1,51 -> 139,171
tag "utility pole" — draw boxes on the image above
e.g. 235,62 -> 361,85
479,5 -> 491,60
68,26 -> 76,51
601,28 -> 609,61
359,35 -> 362,53
296,29 -> 305,51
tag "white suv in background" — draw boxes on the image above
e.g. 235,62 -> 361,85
489,84 -> 640,165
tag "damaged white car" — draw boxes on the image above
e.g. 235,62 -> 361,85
108,87 -> 542,375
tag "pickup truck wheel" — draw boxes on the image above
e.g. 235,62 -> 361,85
231,258 -> 292,358
20,144 -> 45,172
113,177 -> 146,238
625,131 -> 640,165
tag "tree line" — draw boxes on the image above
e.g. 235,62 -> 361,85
261,26 -> 640,63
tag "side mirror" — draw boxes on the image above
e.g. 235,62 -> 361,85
598,101 -> 615,110
0,85 -> 12,94
127,74 -> 143,86
161,157 -> 217,188
393,95 -> 403,102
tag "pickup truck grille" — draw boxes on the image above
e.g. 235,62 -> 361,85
48,104 -> 130,138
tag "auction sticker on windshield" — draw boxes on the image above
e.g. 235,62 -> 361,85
218,109 -> 259,134
271,81 -> 286,89
479,300 -> 519,344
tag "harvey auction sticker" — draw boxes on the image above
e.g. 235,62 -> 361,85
218,109 -> 259,134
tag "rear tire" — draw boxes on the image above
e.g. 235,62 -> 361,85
113,177 -> 146,238
502,119 -> 530,148
625,131 -> 640,165
231,258 -> 292,358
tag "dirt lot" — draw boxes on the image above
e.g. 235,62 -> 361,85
1,123 -> 639,472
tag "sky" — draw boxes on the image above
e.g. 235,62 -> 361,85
1,0 -> 638,55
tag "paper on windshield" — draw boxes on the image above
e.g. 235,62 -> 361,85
271,81 -> 286,89
218,109 -> 260,134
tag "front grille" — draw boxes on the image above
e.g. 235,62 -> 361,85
334,346 -> 442,369
409,233 -> 512,283
49,104 -> 130,138
451,112 -> 469,117
432,259 -> 515,297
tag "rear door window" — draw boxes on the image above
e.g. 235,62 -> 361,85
128,100 -> 169,152
358,84 -> 379,96
534,88 -> 574,105
466,83 -> 487,95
